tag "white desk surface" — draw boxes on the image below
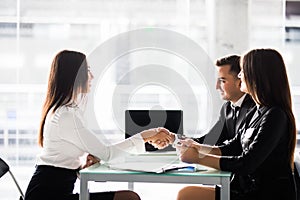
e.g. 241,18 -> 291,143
80,163 -> 231,177
79,154 -> 231,200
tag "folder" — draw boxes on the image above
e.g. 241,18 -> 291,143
108,162 -> 204,173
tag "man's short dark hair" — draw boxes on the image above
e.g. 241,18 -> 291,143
215,55 -> 241,75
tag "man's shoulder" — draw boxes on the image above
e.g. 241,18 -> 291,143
220,101 -> 232,115
221,101 -> 231,109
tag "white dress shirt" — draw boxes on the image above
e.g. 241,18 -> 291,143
36,105 -> 146,169
230,93 -> 247,117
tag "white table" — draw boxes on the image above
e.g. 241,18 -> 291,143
79,156 -> 231,200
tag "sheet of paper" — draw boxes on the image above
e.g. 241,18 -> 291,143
108,162 -> 206,173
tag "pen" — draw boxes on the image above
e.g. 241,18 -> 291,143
177,166 -> 197,172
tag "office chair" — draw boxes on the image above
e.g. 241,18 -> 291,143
294,151 -> 300,200
0,158 -> 24,200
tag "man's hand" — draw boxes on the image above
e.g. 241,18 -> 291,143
149,129 -> 175,149
179,139 -> 214,155
82,154 -> 100,169
140,127 -> 174,149
178,138 -> 200,149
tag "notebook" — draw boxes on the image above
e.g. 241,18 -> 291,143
108,162 -> 199,174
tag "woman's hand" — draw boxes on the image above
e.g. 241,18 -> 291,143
82,154 -> 100,169
177,144 -> 201,164
176,139 -> 205,164
179,139 -> 214,154
176,139 -> 221,168
178,138 -> 202,150
140,127 -> 174,149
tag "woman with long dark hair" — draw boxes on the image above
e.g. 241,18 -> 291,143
24,50 -> 172,200
176,48 -> 297,200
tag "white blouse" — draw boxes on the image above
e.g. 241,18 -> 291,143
36,106 -> 145,169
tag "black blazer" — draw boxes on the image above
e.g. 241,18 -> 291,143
194,94 -> 255,146
220,106 -> 296,200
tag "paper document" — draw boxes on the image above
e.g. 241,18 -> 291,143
108,162 -> 205,173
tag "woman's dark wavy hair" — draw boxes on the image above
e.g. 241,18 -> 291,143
242,48 -> 296,170
38,50 -> 88,147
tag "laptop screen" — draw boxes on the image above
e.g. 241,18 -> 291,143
125,110 -> 183,151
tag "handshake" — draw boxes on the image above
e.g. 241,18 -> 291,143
140,127 -> 176,149
81,127 -> 178,169
82,128 -> 201,170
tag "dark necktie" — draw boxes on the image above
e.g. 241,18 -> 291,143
232,106 -> 240,133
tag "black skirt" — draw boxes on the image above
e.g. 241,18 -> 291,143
24,165 -> 115,200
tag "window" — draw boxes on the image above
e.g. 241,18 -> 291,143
0,1 -> 299,199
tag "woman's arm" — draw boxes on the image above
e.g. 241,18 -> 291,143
220,107 -> 288,174
59,111 -> 173,162
177,139 -> 222,170
179,139 -> 222,156
179,107 -> 289,173
178,144 -> 221,170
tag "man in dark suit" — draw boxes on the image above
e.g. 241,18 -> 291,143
194,55 -> 255,146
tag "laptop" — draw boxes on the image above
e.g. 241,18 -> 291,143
125,110 -> 183,151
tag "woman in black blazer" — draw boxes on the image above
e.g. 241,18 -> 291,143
176,48 -> 297,200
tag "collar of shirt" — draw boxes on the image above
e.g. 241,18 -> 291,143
231,93 -> 247,108
257,105 -> 268,115
248,105 -> 268,126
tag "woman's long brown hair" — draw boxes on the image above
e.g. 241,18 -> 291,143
242,48 -> 296,170
38,50 -> 88,147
